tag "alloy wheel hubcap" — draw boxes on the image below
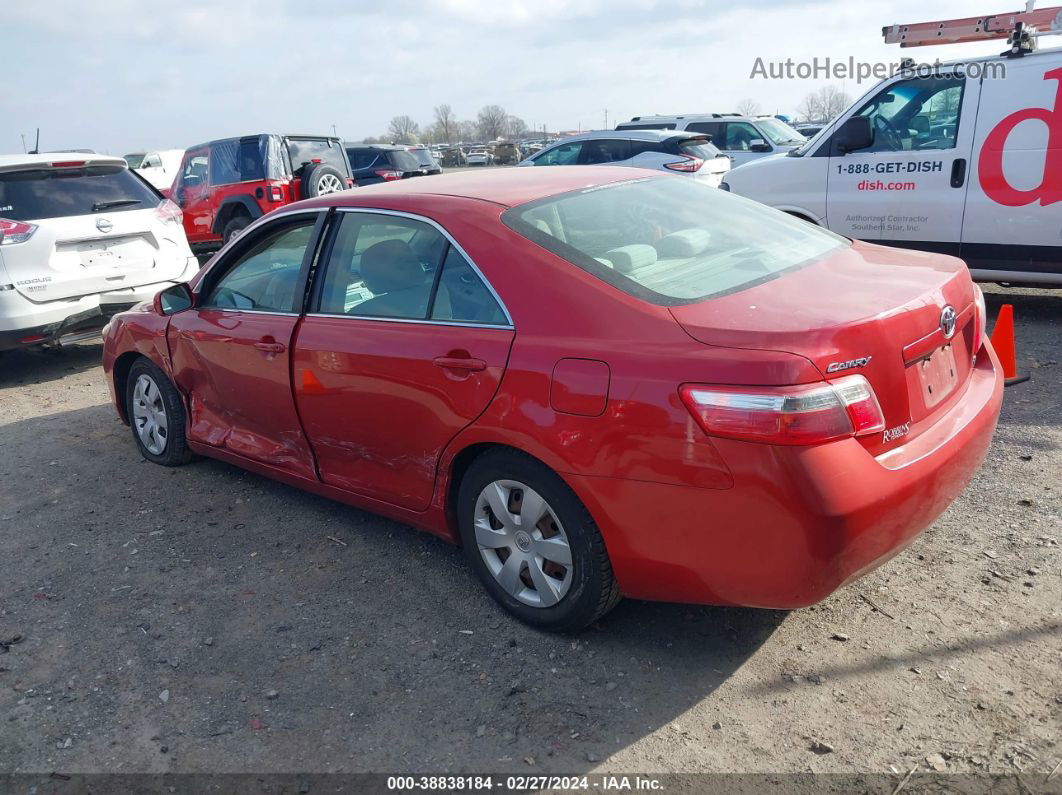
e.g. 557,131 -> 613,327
317,174 -> 343,194
132,374 -> 168,455
474,480 -> 573,608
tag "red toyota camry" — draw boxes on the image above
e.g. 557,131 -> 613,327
102,167 -> 1003,631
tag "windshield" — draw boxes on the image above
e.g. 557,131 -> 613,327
123,154 -> 146,169
503,176 -> 847,304
0,165 -> 161,222
756,118 -> 806,146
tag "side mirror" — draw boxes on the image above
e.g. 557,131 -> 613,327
154,283 -> 194,316
749,139 -> 771,152
838,116 -> 874,153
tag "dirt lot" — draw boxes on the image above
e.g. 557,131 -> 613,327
0,286 -> 1058,781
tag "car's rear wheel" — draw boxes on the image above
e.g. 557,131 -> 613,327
126,358 -> 191,467
222,215 -> 251,243
301,164 -> 346,198
458,449 -> 620,632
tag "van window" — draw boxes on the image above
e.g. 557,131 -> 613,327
855,75 -> 965,152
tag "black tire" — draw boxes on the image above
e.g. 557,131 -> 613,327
458,449 -> 620,632
300,163 -> 346,199
222,215 -> 251,243
125,358 -> 192,467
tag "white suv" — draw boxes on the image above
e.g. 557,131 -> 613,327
616,114 -> 807,167
0,154 -> 198,352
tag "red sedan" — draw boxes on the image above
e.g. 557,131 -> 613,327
102,167 -> 1004,631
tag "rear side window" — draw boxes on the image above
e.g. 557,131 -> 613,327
287,138 -> 351,177
503,176 -> 847,305
210,138 -> 268,185
348,150 -> 381,170
0,165 -> 161,222
684,122 -> 723,138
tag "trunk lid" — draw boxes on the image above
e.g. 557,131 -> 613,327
669,241 -> 978,454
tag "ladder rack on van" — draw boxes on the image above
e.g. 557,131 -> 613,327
883,2 -> 1062,52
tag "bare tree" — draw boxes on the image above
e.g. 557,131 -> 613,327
432,104 -> 457,144
736,98 -> 762,117
456,120 -> 478,142
477,105 -> 508,141
387,115 -> 420,144
797,85 -> 851,122
506,115 -> 529,140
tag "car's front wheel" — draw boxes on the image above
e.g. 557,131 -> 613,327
458,449 -> 620,631
126,358 -> 192,467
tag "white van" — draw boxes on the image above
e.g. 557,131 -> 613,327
616,114 -> 807,167
722,47 -> 1062,285
124,149 -> 184,192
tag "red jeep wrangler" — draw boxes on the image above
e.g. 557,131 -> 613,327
170,134 -> 354,252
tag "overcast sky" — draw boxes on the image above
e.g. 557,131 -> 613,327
5,0 -> 1005,154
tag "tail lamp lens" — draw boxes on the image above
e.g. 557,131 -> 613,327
679,375 -> 885,446
0,218 -> 38,246
374,169 -> 402,181
972,284 -> 987,355
154,199 -> 183,226
663,156 -> 704,173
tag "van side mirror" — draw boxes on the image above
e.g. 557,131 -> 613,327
749,139 -> 771,152
154,283 -> 194,315
838,116 -> 873,153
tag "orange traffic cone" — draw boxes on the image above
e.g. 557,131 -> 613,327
990,303 -> 1029,387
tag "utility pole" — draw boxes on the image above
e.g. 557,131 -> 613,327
604,108 -> 608,129
332,123 -> 338,138
21,134 -> 27,154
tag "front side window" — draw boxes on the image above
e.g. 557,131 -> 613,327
177,151 -> 209,189
533,142 -> 582,166
856,75 -> 965,152
719,122 -> 763,151
504,176 -> 847,305
202,219 -> 316,312
579,139 -> 630,165
141,153 -> 163,168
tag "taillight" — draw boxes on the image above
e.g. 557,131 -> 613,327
664,156 -> 704,173
972,284 -> 987,356
0,218 -> 38,246
679,375 -> 885,446
268,185 -> 285,201
374,169 -> 402,181
154,199 -> 183,227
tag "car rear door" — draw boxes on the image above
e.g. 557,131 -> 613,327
826,70 -> 979,248
292,209 -> 514,511
167,211 -> 324,479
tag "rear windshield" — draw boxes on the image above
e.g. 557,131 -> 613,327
503,177 -> 847,305
677,138 -> 723,159
287,138 -> 351,176
0,165 -> 161,222
408,148 -> 436,167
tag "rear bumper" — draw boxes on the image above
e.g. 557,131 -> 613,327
568,344 -> 1004,608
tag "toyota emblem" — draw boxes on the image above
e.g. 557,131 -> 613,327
939,305 -> 957,339
96,217 -> 113,233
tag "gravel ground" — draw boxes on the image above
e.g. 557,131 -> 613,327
0,285 -> 1058,780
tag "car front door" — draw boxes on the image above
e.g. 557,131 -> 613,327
826,71 -> 979,248
168,211 -> 324,480
173,147 -> 213,244
293,210 -> 515,511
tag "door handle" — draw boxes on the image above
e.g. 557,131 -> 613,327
433,356 -> 486,372
950,158 -> 967,188
254,340 -> 286,354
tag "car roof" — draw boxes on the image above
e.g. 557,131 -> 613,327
0,153 -> 126,173
344,142 -> 406,150
552,129 -> 702,143
302,165 -> 659,209
186,133 -> 340,149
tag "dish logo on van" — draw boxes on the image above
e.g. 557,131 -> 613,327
979,67 -> 1062,207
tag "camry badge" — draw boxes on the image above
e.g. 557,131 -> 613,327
939,305 -> 957,339
96,217 -> 113,233
826,356 -> 872,373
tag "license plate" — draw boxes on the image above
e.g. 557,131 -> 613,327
79,243 -> 117,268
918,343 -> 958,409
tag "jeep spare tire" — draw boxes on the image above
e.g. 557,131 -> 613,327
301,163 -> 346,199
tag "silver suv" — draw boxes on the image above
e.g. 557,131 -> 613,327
616,114 -> 807,167
517,130 -> 731,187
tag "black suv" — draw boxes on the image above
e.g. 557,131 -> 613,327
344,143 -> 425,185
405,146 -> 443,176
